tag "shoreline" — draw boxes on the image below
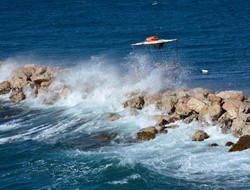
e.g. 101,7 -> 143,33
0,63 -> 250,152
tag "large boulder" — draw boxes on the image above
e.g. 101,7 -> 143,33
229,135 -> 250,152
199,103 -> 223,122
190,88 -> 209,101
192,130 -> 209,141
216,90 -> 244,101
9,87 -> 26,103
231,113 -> 250,137
208,93 -> 222,104
144,93 -> 162,109
175,98 -> 192,117
222,99 -> 243,119
124,96 -> 144,110
0,81 -> 12,94
186,97 -> 206,113
161,93 -> 178,114
30,67 -> 52,84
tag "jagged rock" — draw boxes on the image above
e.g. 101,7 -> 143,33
0,81 -> 12,94
231,113 -> 250,137
208,93 -> 222,104
155,125 -> 168,133
136,127 -> 157,142
225,141 -> 234,146
218,112 -> 234,133
245,98 -> 250,103
9,87 -> 25,103
216,90 -> 244,101
23,66 -> 35,77
187,98 -> 206,113
192,130 -> 209,141
190,88 -> 209,101
124,96 -> 144,110
222,99 -> 243,119
152,114 -> 180,126
183,114 -> 198,124
199,104 -> 223,122
31,71 -> 51,84
106,113 -> 121,121
229,135 -> 250,152
175,98 -> 192,116
144,93 -> 162,109
161,94 -> 178,114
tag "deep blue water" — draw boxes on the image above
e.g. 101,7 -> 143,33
0,0 -> 250,189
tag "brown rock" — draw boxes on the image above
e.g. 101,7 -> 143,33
175,98 -> 192,116
199,104 -> 223,122
190,88 -> 209,101
222,99 -> 243,119
229,135 -> 250,152
31,71 -> 52,84
161,94 -> 178,114
29,91 -> 38,99
106,113 -> 121,121
0,81 -> 12,94
9,87 -> 26,103
183,114 -> 198,124
187,98 -> 206,113
124,96 -> 144,110
208,93 -> 222,104
216,90 -> 244,101
23,66 -> 35,77
136,127 -> 157,142
225,141 -> 234,146
231,113 -> 250,137
192,130 -> 209,141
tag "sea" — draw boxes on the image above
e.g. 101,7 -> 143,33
0,0 -> 250,189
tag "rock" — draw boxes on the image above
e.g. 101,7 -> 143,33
222,99 -> 243,119
94,133 -> 117,142
183,114 -> 198,124
216,90 -> 244,101
175,98 -> 192,116
144,93 -> 162,109
165,124 -> 179,129
106,113 -> 121,121
23,66 -> 35,77
229,135 -> 250,152
190,88 -> 209,101
187,98 -> 206,113
192,130 -> 209,141
152,115 -> 180,126
136,127 -> 157,142
199,104 -> 223,122
218,112 -> 234,133
245,98 -> 250,103
208,93 -> 222,104
0,81 -> 12,94
209,143 -> 219,147
155,125 -> 168,133
124,96 -> 144,110
9,87 -> 26,103
161,93 -> 178,114
225,141 -> 234,146
231,113 -> 250,137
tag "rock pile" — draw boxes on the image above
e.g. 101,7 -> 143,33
0,65 -> 62,103
123,88 -> 250,150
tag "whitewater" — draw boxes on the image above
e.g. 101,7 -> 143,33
0,55 -> 250,190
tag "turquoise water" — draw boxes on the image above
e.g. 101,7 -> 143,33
0,0 -> 250,189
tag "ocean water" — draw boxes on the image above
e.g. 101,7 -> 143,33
0,0 -> 250,189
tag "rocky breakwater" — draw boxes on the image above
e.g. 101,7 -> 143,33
0,64 -> 67,104
123,88 -> 250,152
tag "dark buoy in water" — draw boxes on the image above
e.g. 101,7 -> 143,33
201,69 -> 208,74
